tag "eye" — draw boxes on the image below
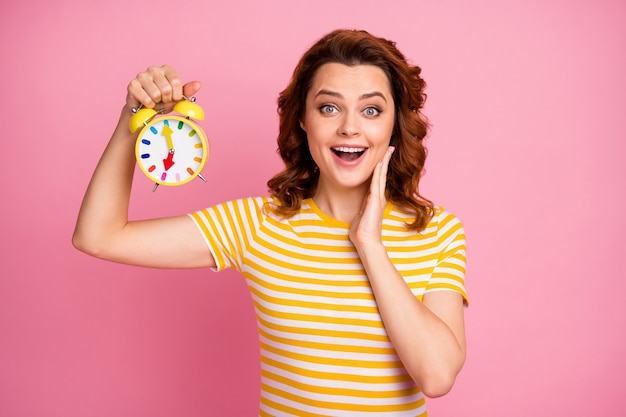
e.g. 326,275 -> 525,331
363,107 -> 381,117
319,104 -> 338,115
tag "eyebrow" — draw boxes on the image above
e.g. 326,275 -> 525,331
314,89 -> 388,103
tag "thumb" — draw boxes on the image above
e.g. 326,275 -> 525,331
183,81 -> 201,98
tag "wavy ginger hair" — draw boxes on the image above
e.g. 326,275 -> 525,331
267,29 -> 433,231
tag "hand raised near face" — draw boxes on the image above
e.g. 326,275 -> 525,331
349,146 -> 395,250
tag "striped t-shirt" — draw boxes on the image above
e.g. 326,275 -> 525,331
189,197 -> 467,416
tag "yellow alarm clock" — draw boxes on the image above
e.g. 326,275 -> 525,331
130,97 -> 209,191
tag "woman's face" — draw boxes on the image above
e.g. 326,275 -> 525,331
301,63 -> 395,196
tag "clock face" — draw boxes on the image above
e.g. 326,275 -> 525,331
135,115 -> 209,186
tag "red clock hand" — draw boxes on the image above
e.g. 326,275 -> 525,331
163,151 -> 175,171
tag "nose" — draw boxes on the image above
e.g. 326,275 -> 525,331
338,112 -> 360,137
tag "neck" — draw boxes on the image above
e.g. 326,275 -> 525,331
313,183 -> 369,223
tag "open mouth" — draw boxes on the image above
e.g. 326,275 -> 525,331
331,146 -> 367,161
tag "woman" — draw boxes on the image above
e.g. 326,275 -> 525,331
74,29 -> 468,416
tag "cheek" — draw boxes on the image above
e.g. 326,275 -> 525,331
306,143 -> 325,170
303,121 -> 335,149
371,110 -> 395,139
368,122 -> 394,144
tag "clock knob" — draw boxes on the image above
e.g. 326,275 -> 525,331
173,99 -> 205,121
129,107 -> 158,133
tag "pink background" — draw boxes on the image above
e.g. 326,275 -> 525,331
2,0 -> 625,415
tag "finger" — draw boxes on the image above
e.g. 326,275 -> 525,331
370,160 -> 382,198
126,65 -> 196,111
147,65 -> 179,104
126,76 -> 155,109
159,64 -> 186,102
182,80 -> 202,98
135,68 -> 166,106
127,68 -> 164,109
379,146 -> 394,199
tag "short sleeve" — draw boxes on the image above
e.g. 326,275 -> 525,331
424,210 -> 468,305
188,197 -> 267,272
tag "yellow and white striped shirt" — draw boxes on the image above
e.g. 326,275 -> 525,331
189,197 -> 467,416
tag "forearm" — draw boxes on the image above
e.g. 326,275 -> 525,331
357,242 -> 466,397
72,107 -> 137,253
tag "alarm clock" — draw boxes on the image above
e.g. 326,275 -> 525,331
129,97 -> 209,191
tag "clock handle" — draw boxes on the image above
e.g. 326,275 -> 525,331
130,95 -> 196,113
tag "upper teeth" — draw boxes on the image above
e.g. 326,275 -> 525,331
333,147 -> 365,153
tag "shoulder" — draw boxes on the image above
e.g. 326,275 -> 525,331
385,204 -> 464,231
191,196 -> 274,223
385,204 -> 465,247
429,206 -> 464,230
210,196 -> 273,212
427,206 -> 466,251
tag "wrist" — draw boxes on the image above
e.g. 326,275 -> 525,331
354,240 -> 387,261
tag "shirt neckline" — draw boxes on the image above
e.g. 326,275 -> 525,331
305,198 -> 393,228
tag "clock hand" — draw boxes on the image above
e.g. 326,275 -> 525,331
161,125 -> 175,171
162,125 -> 175,152
163,152 -> 175,171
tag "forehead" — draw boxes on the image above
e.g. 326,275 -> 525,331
307,63 -> 393,99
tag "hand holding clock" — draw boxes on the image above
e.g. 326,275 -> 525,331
73,65 -> 217,269
126,65 -> 201,113
127,65 -> 210,188
126,64 -> 199,173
